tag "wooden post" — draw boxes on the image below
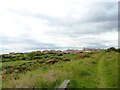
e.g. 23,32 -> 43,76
57,80 -> 70,90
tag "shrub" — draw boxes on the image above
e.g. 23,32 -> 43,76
106,47 -> 119,52
33,56 -> 42,59
58,53 -> 63,56
37,60 -> 44,63
91,61 -> 96,64
78,53 -> 90,58
62,58 -> 70,61
45,59 -> 58,64
116,48 -> 120,52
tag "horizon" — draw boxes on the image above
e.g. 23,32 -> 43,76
0,0 -> 118,54
0,47 -> 115,54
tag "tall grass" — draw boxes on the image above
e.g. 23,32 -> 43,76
2,51 -> 118,88
103,51 -> 118,87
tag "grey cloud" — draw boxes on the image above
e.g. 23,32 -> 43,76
86,42 -> 109,48
8,2 -> 118,35
1,2 -> 117,53
1,36 -> 59,49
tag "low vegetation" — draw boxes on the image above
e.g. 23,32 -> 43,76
0,47 -> 119,88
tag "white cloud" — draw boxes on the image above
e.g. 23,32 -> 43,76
0,0 -> 118,53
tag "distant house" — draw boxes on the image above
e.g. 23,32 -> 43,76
42,50 -> 49,54
9,52 -> 23,54
83,47 -> 101,52
9,52 -> 15,54
62,49 -> 83,54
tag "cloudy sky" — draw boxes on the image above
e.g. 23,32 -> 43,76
0,0 -> 119,54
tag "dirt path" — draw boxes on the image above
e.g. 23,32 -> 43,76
97,53 -> 107,88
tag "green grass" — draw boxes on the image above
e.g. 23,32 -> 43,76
102,51 -> 118,88
96,51 -> 118,88
1,51 -> 119,88
1,60 -> 36,67
97,51 -> 107,88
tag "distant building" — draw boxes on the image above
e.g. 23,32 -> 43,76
83,47 -> 101,52
9,52 -> 15,54
42,50 -> 49,53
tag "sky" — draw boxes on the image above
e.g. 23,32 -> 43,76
0,0 -> 119,54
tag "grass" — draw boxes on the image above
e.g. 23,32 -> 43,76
1,60 -> 36,67
102,51 -> 118,88
97,52 -> 107,88
97,51 -> 118,88
1,51 -> 119,88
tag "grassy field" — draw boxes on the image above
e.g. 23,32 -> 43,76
0,50 -> 119,88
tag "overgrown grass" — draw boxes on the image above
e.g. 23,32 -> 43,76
2,51 -> 118,88
1,60 -> 36,67
102,51 -> 118,88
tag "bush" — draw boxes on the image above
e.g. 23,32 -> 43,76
37,60 -> 44,63
106,47 -> 119,52
58,53 -> 63,56
62,58 -> 70,61
78,53 -> 90,58
116,48 -> 120,52
91,61 -> 96,64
